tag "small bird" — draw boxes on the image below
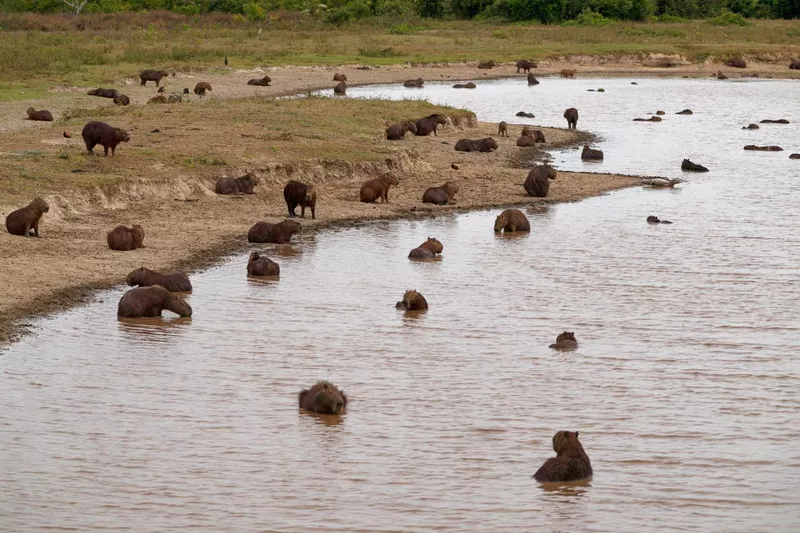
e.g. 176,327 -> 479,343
183,88 -> 189,95
451,163 -> 459,170
158,87 -> 165,93
63,131 -> 71,138
224,56 -> 228,66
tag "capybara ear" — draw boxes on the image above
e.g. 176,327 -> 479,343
575,431 -> 579,437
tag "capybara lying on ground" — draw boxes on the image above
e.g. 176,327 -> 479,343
517,127 -> 546,147
494,209 -> 530,233
107,224 -> 145,251
581,144 -> 604,161
744,145 -> 783,151
408,237 -> 443,260
647,215 -> 673,224
759,119 -> 790,124
333,73 -> 347,82
194,82 -> 212,96
422,182 -> 458,205
725,57 -> 747,68
126,267 -> 192,292
5,197 -> 49,237
360,175 -> 400,203
247,251 -> 280,277
527,73 -> 540,85
248,219 -> 302,244
82,121 -> 130,156
681,159 -> 709,172
524,165 -> 557,198
403,78 -> 424,88
790,60 -> 800,69
247,76 -> 271,86
283,180 -> 317,219
113,94 -> 130,106
415,114 -> 447,137
453,82 -> 476,89
333,81 -> 347,95
742,123 -> 760,130
396,290 -> 428,311
386,121 -> 417,140
676,109 -> 693,115
533,431 -> 593,483
634,116 -> 662,122
455,138 -> 498,153
477,60 -> 496,69
564,108 -> 578,129
26,108 -> 53,121
117,285 -> 192,318
498,121 -> 508,137
548,331 -> 578,351
87,88 -> 118,98
516,59 -> 537,73
215,174 -> 256,195
140,69 -> 170,87
560,69 -> 576,78
298,380 -> 348,414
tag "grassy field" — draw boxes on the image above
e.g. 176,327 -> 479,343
0,13 -> 798,94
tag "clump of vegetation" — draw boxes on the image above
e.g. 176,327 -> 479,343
709,10 -> 751,26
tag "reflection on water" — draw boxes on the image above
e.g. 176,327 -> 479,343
2,78 -> 800,533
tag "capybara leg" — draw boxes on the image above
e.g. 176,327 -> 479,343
33,220 -> 40,237
287,201 -> 297,217
23,223 -> 31,238
140,80 -> 146,86
311,206 -> 315,220
300,205 -> 306,218
104,146 -> 109,156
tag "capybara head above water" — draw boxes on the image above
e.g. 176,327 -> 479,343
333,81 -> 347,95
549,331 -> 578,351
298,380 -> 348,414
408,237 -> 444,260
194,82 -> 212,95
333,73 -> 347,82
582,144 -> 604,161
126,267 -> 192,292
140,69 -> 170,87
82,121 -> 130,157
117,285 -> 192,318
5,197 -> 49,237
360,174 -> 400,203
283,180 -> 317,220
564,107 -> 579,129
527,73 -> 540,85
107,224 -> 144,251
215,173 -> 257,195
247,251 -> 280,277
403,78 -> 424,87
453,82 -> 477,89
396,290 -> 428,311
247,219 -> 302,244
386,121 -> 417,140
247,76 -> 272,86
26,108 -> 54,121
533,430 -> 592,483
494,208 -> 530,233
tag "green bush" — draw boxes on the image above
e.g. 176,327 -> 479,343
324,0 -> 371,22
243,2 -> 266,20
709,9 -> 751,25
575,8 -> 612,25
387,22 -> 419,34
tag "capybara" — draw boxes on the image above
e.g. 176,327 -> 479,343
247,251 -> 280,277
647,215 -> 673,224
494,209 -> 530,233
790,60 -> 800,70
516,111 -> 535,118
247,76 -> 272,86
517,135 -> 536,147
117,285 -> 192,318
107,224 -> 145,251
385,121 -> 418,140
454,138 -> 498,153
183,88 -> 190,95
408,237 -> 443,260
148,95 -> 168,104
422,182 -> 458,205
415,114 -> 448,137
87,88 -> 118,98
517,127 -> 545,147
396,290 -> 428,311
82,121 -> 130,156
523,165 -> 557,198
167,93 -> 182,103
215,174 -> 257,195
360,175 -> 400,203
5,197 -> 49,237
560,69 -> 576,78
527,73 -> 540,85
633,116 -> 662,122
656,110 -> 666,115
676,109 -> 693,115
548,331 -> 578,351
333,81 -> 347,95
681,159 -> 709,172
564,108 -> 578,129
248,219 -> 302,244
26,108 -> 53,121
742,123 -> 760,130
477,60 -> 497,69
126,267 -> 192,292
759,119 -> 790,124
403,78 -> 424,88
283,180 -> 317,219
194,82 -> 212,96
533,431 -> 593,483
516,59 -> 537,73
298,381 -> 348,414
790,153 -> 800,159
717,71 -> 728,80
139,69 -> 170,87
158,86 -> 165,93
113,94 -> 130,106
498,121 -> 508,137
581,144 -> 604,161
725,57 -> 747,68
453,82 -> 477,89
333,73 -> 347,82
744,145 -> 783,151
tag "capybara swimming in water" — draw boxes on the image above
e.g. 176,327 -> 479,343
560,69 -> 576,78
396,290 -> 428,311
453,82 -> 477,89
298,380 -> 348,414
742,123 -> 760,130
759,119 -> 790,124
194,82 -> 212,96
548,331 -> 578,351
360,175 -> 400,203
415,114 -> 447,137
333,73 -> 347,82
404,78 -> 424,87
386,121 -> 417,140
333,81 -> 347,95
87,88 -> 118,98
533,431 -> 593,483
516,111 -> 535,118
283,180 -> 317,219
676,109 -> 693,115
113,94 -> 130,106
647,215 -> 673,224
498,121 -> 508,137
247,219 -> 302,244
633,116 -> 662,122
26,108 -> 53,121
790,153 -> 800,159
126,267 -> 192,292
215,174 -> 257,195
564,108 -> 579,129
516,59 -> 537,73
744,145 -> 783,151
107,224 -> 145,251
82,121 -> 130,156
422,181 -> 458,205
724,57 -> 747,68
681,159 -> 709,172
581,144 -> 604,161
247,76 -> 272,86
5,197 -> 49,237
527,73 -> 540,85
117,285 -> 192,318
408,238 -> 443,260
247,251 -> 280,277
454,138 -> 498,153
524,165 -> 557,198
139,69 -> 170,87
494,209 -> 530,233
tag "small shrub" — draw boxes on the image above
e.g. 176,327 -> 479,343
388,23 -> 419,35
243,3 -> 267,22
652,14 -> 688,23
575,9 -> 612,26
324,0 -> 371,24
709,11 -> 751,26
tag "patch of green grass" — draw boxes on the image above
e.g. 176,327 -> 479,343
0,84 -> 49,102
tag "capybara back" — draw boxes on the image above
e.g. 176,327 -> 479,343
126,267 -> 192,292
107,224 -> 145,251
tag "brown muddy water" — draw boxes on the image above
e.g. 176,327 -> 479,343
3,79 -> 800,532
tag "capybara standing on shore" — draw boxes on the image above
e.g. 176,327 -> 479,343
283,180 -> 317,219
422,182 -> 458,205
415,114 -> 447,137
386,121 -> 418,140
107,224 -> 145,251
247,76 -> 272,86
581,144 -> 604,161
140,69 -> 170,87
194,82 -> 212,96
498,121 -> 508,137
87,88 -> 118,98
408,238 -> 443,260
360,175 -> 400,203
215,174 -> 257,195
524,165 -> 557,198
247,251 -> 280,277
455,138 -> 498,153
126,267 -> 192,292
564,108 -> 579,129
247,219 -> 302,244
548,331 -> 578,351
516,59 -> 537,73
117,285 -> 192,318
26,108 -> 53,121
333,81 -> 347,95
299,381 -> 348,414
494,209 -> 530,233
396,290 -> 428,311
533,431 -> 593,483
82,121 -> 130,156
5,197 -> 49,237
560,69 -> 576,78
